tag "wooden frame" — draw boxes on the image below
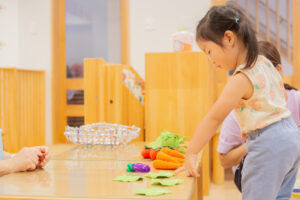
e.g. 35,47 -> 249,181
51,0 -> 129,143
293,0 -> 300,89
121,0 -> 129,65
51,0 -> 67,143
266,0 -> 270,41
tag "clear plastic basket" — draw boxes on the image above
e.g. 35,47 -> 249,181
64,123 -> 140,146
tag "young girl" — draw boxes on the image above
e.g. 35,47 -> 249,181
174,5 -> 300,199
218,41 -> 300,192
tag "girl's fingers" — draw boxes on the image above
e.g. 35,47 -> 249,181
191,169 -> 200,177
174,167 -> 185,175
188,169 -> 194,177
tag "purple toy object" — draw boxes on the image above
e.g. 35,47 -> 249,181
127,163 -> 150,173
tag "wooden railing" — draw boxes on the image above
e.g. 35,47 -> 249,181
231,0 -> 293,63
0,68 -> 45,153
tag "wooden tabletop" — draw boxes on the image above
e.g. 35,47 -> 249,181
0,142 -> 203,200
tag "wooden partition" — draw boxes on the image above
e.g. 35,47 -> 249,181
145,52 -> 216,195
0,68 -> 45,153
84,59 -> 145,141
145,52 -> 215,140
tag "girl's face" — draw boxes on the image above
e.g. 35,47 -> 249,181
197,31 -> 244,72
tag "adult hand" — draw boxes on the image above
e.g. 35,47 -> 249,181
174,153 -> 200,177
35,146 -> 50,168
8,147 -> 42,172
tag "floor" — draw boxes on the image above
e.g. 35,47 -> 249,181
204,169 -> 242,200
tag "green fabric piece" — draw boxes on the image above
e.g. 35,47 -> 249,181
145,171 -> 174,179
113,175 -> 143,182
134,188 -> 170,196
126,163 -> 135,172
151,179 -> 184,186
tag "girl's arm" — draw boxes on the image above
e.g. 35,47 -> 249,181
175,72 -> 253,176
219,144 -> 247,168
187,72 -> 252,155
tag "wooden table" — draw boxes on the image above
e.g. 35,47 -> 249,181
51,142 -> 146,161
0,143 -> 203,200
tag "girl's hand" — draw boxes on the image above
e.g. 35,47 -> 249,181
174,153 -> 200,177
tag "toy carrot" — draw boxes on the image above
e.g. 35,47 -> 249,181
173,157 -> 184,163
156,151 -> 179,163
153,160 -> 182,170
161,147 -> 185,159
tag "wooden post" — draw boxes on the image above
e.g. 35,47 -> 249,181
210,0 -> 227,6
292,0 -> 300,89
121,0 -> 129,65
287,0 -> 291,60
212,133 -> 225,184
276,0 -> 280,51
245,0 -> 249,17
266,0 -> 270,41
51,0 -> 67,143
256,0 -> 259,34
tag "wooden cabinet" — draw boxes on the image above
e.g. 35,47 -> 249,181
84,59 -> 145,141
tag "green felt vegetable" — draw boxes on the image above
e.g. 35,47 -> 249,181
113,175 -> 143,182
126,163 -> 135,172
148,130 -> 187,153
145,171 -> 174,179
151,179 -> 184,186
134,188 -> 170,196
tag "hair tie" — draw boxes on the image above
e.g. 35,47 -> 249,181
235,18 -> 239,24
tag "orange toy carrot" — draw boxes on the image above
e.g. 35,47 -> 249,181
161,147 -> 185,159
173,157 -> 184,163
153,160 -> 182,170
156,151 -> 179,163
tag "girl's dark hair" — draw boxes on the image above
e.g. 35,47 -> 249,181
196,5 -> 258,69
258,41 -> 281,67
258,41 -> 297,91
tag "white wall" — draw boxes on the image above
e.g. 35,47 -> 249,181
129,0 -> 211,78
0,0 -> 52,145
0,0 -> 19,66
18,0 -> 51,145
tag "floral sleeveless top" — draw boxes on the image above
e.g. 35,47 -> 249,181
233,55 -> 290,134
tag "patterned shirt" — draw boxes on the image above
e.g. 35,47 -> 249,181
233,55 -> 290,134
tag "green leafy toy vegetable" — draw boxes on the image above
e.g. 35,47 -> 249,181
148,130 -> 187,153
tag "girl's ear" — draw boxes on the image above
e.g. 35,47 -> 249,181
223,30 -> 235,47
275,64 -> 282,73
